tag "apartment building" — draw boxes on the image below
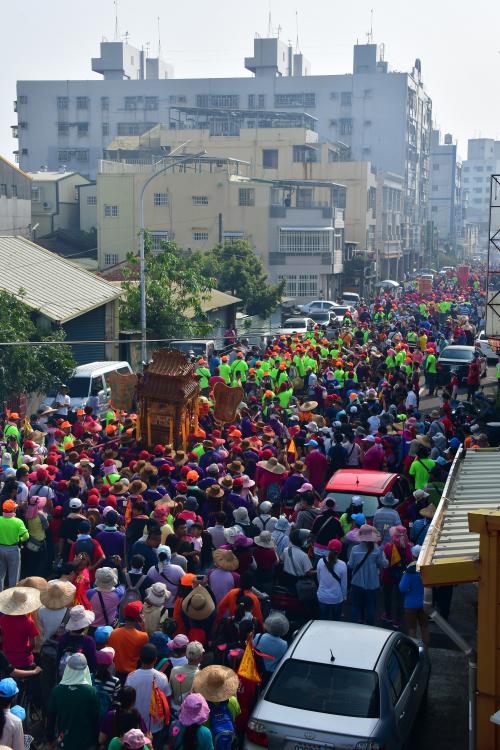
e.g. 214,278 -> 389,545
96,153 -> 345,300
376,171 -> 404,279
15,36 -> 431,269
462,138 -> 500,253
0,157 -> 31,236
29,169 -> 91,239
429,130 -> 462,254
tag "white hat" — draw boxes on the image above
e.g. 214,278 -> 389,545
95,567 -> 118,593
351,495 -> 363,506
146,582 -> 169,607
69,497 -> 82,510
362,435 -> 375,443
186,641 -> 205,660
65,604 -> 95,631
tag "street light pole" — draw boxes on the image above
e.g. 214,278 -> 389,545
138,150 -> 206,366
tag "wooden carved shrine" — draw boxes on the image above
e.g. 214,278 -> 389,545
137,349 -> 200,450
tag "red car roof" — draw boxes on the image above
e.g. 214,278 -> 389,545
325,469 -> 399,496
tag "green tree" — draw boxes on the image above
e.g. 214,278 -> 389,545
120,236 -> 217,339
0,290 -> 75,402
206,239 -> 284,318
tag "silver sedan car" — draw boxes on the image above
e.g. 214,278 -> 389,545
245,620 -> 430,750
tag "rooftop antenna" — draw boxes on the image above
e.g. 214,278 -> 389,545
268,0 -> 272,36
157,16 -> 161,57
145,41 -> 151,58
295,10 -> 300,52
367,8 -> 374,44
114,0 -> 119,41
277,24 -> 282,39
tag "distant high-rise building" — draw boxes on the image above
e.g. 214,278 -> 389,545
14,36 -> 432,269
429,130 -> 462,255
462,138 -> 500,252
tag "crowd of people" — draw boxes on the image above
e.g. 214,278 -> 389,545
0,269 -> 491,750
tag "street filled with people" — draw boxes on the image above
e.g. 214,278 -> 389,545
0,268 -> 494,750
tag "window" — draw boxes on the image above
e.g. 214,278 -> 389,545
19,95 -> 28,104
433,163 -> 440,170
432,185 -> 439,191
279,229 -> 331,254
58,123 -> 69,136
298,274 -> 318,297
474,166 -> 484,171
340,118 -> 353,135
102,122 -> 109,136
293,145 -> 318,163
77,122 -> 89,136
31,186 -> 40,202
192,230 -> 209,241
248,94 -> 255,109
463,166 -> 470,172
145,96 -> 159,110
368,187 -> 376,211
153,192 -> 169,206
57,96 -> 69,109
274,93 -> 316,108
101,96 -> 109,110
192,195 -> 209,205
58,150 -> 71,162
266,660 -> 379,718
104,204 -> 119,217
386,653 -> 406,705
239,188 -> 255,207
341,91 -> 352,106
263,149 -> 279,169
394,640 -> 419,682
76,96 -> 89,110
76,150 -> 89,162
0,184 -> 7,197
278,275 -> 297,296
117,122 -> 158,136
258,94 -> 266,109
104,253 -> 119,267
124,96 -> 143,110
196,94 -> 239,108
87,195 -> 97,205
11,185 -> 17,198
150,231 -> 169,251
19,121 -> 28,130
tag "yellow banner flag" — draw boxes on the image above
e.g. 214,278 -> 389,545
237,638 -> 261,684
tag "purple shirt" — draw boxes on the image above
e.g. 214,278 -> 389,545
207,568 -> 239,603
95,529 -> 126,559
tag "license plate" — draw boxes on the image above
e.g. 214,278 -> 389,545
290,744 -> 326,750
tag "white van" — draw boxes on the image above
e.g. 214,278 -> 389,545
41,361 -> 133,417
342,291 -> 361,306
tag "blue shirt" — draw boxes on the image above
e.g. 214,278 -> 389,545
253,632 -> 288,673
399,564 -> 424,608
348,543 -> 388,590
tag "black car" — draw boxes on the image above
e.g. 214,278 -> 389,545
437,345 -> 487,384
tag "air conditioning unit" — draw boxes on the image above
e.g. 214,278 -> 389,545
42,201 -> 51,210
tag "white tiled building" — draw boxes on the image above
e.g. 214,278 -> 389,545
462,138 -> 500,253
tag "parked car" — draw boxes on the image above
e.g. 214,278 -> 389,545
169,339 -> 215,362
330,304 -> 359,324
41,361 -> 133,418
324,469 -> 412,520
437,345 -> 487,384
278,317 -> 316,335
308,309 -> 333,326
245,620 -> 430,750
342,291 -> 361,306
297,300 -> 341,315
475,331 -> 499,364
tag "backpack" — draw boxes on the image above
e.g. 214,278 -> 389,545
39,608 -> 71,689
73,537 -> 95,561
119,572 -> 146,620
208,700 -> 236,750
93,678 -> 114,717
267,483 -> 281,503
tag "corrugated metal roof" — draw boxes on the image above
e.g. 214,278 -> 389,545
0,236 -> 122,324
419,448 -> 500,571
29,171 -> 80,182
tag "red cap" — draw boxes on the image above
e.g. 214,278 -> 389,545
103,459 -> 115,467
328,539 -> 343,552
87,496 -> 99,507
23,440 -> 37,450
139,450 -> 151,461
106,495 -> 118,508
123,601 -> 143,620
260,448 -> 273,460
153,444 -> 165,454
233,477 -> 244,488
158,464 -> 174,473
36,468 -> 49,482
46,466 -> 57,476
176,481 -> 188,493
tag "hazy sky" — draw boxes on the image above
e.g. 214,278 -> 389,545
2,0 -> 499,162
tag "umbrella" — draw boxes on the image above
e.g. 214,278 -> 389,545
376,279 -> 400,288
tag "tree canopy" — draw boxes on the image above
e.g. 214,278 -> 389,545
120,236 -> 217,339
204,239 -> 284,318
0,290 -> 75,401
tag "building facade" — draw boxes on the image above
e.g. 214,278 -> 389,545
375,170 -> 404,279
428,130 -> 462,255
462,138 -> 500,254
29,170 -> 91,239
96,154 -> 345,300
0,157 -> 31,236
15,37 -> 431,269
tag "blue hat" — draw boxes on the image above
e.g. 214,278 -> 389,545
351,513 -> 366,526
436,456 -> 447,466
0,678 -> 19,698
448,437 -> 460,449
94,625 -> 113,644
304,439 -> 318,448
10,705 -> 25,720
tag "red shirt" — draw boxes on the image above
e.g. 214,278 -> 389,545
304,449 -> 328,490
0,614 -> 39,668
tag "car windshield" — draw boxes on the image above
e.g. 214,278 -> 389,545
311,312 -> 330,321
171,341 -> 209,356
284,319 -> 306,328
266,659 -> 380,718
67,376 -> 91,398
441,348 -> 473,361
325,492 -> 379,517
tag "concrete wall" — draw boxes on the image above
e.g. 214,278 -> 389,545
0,158 -> 31,236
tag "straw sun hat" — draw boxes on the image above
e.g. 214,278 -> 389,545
39,580 -> 76,610
192,664 -> 239,702
0,586 -> 41,616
